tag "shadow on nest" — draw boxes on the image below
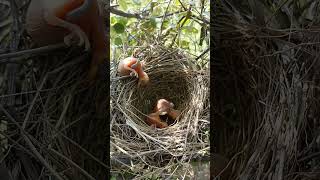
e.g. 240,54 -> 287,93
110,44 -> 209,178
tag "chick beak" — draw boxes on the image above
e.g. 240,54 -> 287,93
159,111 -> 168,115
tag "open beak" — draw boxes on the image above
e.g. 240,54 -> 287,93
159,111 -> 168,115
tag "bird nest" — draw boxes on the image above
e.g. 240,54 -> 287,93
110,44 -> 210,178
213,1 -> 320,179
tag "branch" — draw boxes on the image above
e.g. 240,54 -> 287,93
0,43 -> 66,62
192,14 -> 209,24
109,7 -> 143,19
177,0 -> 188,11
155,10 -> 184,18
195,48 -> 209,60
0,105 -> 64,180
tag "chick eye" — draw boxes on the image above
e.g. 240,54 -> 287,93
131,63 -> 137,69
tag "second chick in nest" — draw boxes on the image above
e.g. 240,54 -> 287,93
145,99 -> 181,129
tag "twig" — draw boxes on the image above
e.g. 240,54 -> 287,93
177,0 -> 187,11
48,148 -> 96,180
109,7 -> 143,19
298,151 -> 320,162
158,0 -> 173,38
195,48 -> 209,60
111,75 -> 134,81
191,15 -> 209,24
0,86 -> 68,99
258,42 -> 320,58
170,7 -> 191,48
55,93 -> 72,129
0,105 -> 64,180
0,43 -> 67,62
5,0 -> 21,107
48,55 -> 87,75
155,11 -> 184,18
22,74 -> 48,130
49,122 -> 109,170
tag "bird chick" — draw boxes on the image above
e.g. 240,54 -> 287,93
145,111 -> 168,129
144,99 -> 181,128
25,0 -> 107,83
154,99 -> 181,119
117,56 -> 149,87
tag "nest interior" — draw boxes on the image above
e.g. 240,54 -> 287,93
123,52 -> 190,123
110,44 -> 210,178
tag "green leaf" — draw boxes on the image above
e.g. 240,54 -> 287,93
113,23 -> 125,33
128,39 -> 138,46
132,0 -> 141,5
174,0 -> 180,6
110,16 -> 117,25
152,6 -> 163,16
118,0 -> 128,11
114,37 -> 123,46
162,20 -> 170,29
141,18 -> 157,30
118,17 -> 128,26
181,40 -> 190,49
127,18 -> 138,26
149,18 -> 157,28
182,26 -> 198,33
150,2 -> 157,12
179,11 -> 188,18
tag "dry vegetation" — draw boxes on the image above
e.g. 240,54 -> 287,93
0,0 -> 108,179
110,44 -> 209,179
214,0 -> 320,179
0,0 -> 210,179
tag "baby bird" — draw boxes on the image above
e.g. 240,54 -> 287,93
154,99 -> 181,120
25,0 -> 107,82
117,49 -> 149,87
144,99 -> 181,129
145,111 -> 168,129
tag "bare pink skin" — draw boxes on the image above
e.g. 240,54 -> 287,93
25,0 -> 107,83
154,99 -> 174,114
145,99 -> 181,128
154,99 -> 181,118
168,109 -> 181,120
118,56 -> 149,87
145,111 -> 168,129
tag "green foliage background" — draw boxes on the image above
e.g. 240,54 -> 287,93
110,0 -> 210,67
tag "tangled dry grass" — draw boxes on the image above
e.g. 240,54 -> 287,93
0,0 -> 108,179
214,1 -> 320,179
110,44 -> 210,179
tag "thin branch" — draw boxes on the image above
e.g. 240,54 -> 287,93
177,0 -> 188,11
22,74 -> 48,130
158,0 -> 173,38
195,48 -> 209,60
0,43 -> 66,62
155,10 -> 185,18
109,7 -> 143,19
48,148 -> 96,180
191,15 -> 209,24
0,105 -> 64,180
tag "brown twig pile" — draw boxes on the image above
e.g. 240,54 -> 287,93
214,1 -> 320,179
0,0 -> 108,179
110,44 -> 210,179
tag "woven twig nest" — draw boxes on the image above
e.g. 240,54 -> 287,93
0,0 -> 13,49
110,44 -> 209,178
